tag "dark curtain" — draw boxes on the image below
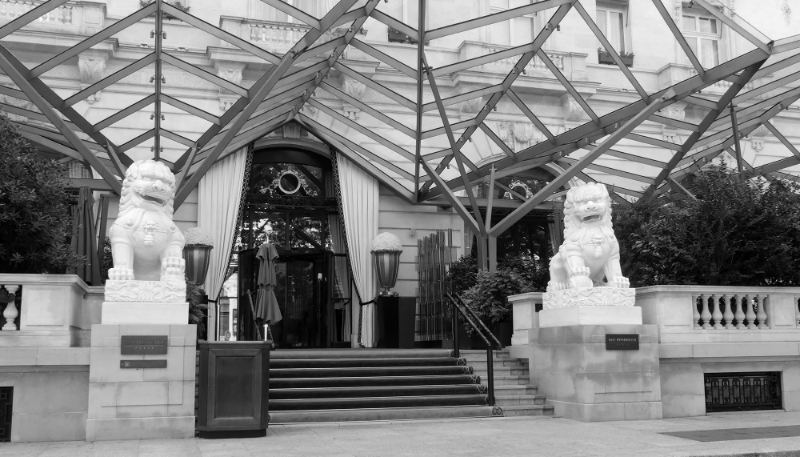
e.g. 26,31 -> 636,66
68,187 -> 102,285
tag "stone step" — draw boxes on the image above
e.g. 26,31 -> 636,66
499,405 -> 555,417
269,405 -> 502,424
468,360 -> 528,370
494,394 -> 547,406
483,375 -> 530,385
470,366 -> 528,377
494,384 -> 538,395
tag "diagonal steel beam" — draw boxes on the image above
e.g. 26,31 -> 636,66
479,123 -> 515,160
420,158 -> 480,235
489,88 -> 676,237
30,4 -> 157,78
419,2 -> 574,196
298,116 -> 414,202
537,50 -> 599,123
650,0 -> 706,79
574,1 -> 647,100
764,120 -> 800,159
64,53 -> 157,108
0,46 -> 131,172
334,62 -> 416,111
161,94 -> 220,126
174,0 -> 360,207
92,94 -> 156,133
425,0 -> 570,40
372,10 -> 417,41
693,0 -> 771,54
506,88 -> 555,142
118,129 -> 157,154
350,39 -> 418,80
645,61 -> 765,195
0,0 -> 70,39
0,49 -> 121,193
161,3 -> 279,64
423,53 -> 485,233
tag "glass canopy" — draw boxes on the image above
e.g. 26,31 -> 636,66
1,0 -> 799,237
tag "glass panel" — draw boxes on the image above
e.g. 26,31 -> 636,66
597,10 -> 607,38
699,17 -> 717,34
511,17 -> 532,46
687,37 -> 698,57
609,11 -> 622,51
615,11 -> 625,53
490,0 -> 509,8
701,38 -> 719,67
290,215 -> 326,249
682,15 -> 697,32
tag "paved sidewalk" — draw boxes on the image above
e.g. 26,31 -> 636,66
5,411 -> 800,456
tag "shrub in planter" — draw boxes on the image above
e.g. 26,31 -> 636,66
187,282 -> 208,340
0,115 -> 81,273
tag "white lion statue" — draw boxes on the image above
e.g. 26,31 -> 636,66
547,182 -> 629,292
108,160 -> 185,282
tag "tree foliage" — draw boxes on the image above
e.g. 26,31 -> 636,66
0,115 -> 81,273
614,165 -> 800,287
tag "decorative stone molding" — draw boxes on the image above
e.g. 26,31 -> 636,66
0,93 -> 35,122
560,94 -> 585,122
543,287 -> 636,309
342,76 -> 366,120
214,62 -> 245,112
105,279 -> 186,303
78,51 -> 108,104
660,102 -> 686,122
497,121 -> 541,151
663,127 -> 681,143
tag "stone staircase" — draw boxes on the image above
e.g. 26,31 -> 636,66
195,348 -> 552,425
460,349 -> 553,417
268,349 -> 501,424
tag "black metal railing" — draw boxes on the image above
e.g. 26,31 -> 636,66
705,372 -> 782,413
446,293 -> 503,406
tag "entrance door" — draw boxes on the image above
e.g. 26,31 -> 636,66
237,249 -> 332,348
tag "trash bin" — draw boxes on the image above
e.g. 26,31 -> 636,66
197,341 -> 270,438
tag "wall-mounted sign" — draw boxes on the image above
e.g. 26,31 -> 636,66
121,335 -> 168,355
605,334 -> 639,350
120,360 -> 167,369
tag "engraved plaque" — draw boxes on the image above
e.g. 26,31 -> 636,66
120,360 -> 167,369
121,335 -> 169,355
605,334 -> 639,350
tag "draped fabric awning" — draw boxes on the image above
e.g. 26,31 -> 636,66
0,0 -> 799,236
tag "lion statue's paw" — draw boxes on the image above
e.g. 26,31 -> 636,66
611,276 -> 630,289
160,257 -> 185,281
108,267 -> 134,281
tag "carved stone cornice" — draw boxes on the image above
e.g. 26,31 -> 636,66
213,61 -> 246,112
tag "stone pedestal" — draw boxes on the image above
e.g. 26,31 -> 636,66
531,324 -> 662,421
86,324 -> 196,441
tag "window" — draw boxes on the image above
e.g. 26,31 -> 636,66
596,3 -> 629,54
682,14 -> 720,67
490,0 -> 536,47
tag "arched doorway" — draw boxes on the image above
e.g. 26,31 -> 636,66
235,146 -> 352,348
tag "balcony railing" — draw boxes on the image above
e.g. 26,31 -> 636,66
0,0 -> 73,24
220,16 -> 365,56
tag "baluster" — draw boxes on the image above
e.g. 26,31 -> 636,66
722,294 -> 734,329
691,294 -> 701,328
2,285 -> 20,331
745,294 -> 757,329
711,294 -> 723,329
734,294 -> 746,329
700,294 -> 712,329
757,295 -> 769,329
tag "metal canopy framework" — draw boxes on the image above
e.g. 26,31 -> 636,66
1,0 -> 800,235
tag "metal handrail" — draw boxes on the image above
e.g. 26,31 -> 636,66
446,293 -> 501,406
449,293 -> 503,350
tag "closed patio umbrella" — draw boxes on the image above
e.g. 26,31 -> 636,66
68,187 -> 102,285
255,241 -> 282,326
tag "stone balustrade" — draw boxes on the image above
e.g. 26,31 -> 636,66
0,0 -> 105,37
636,285 -> 800,344
219,16 -> 365,56
0,274 -> 104,347
456,41 -> 588,82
